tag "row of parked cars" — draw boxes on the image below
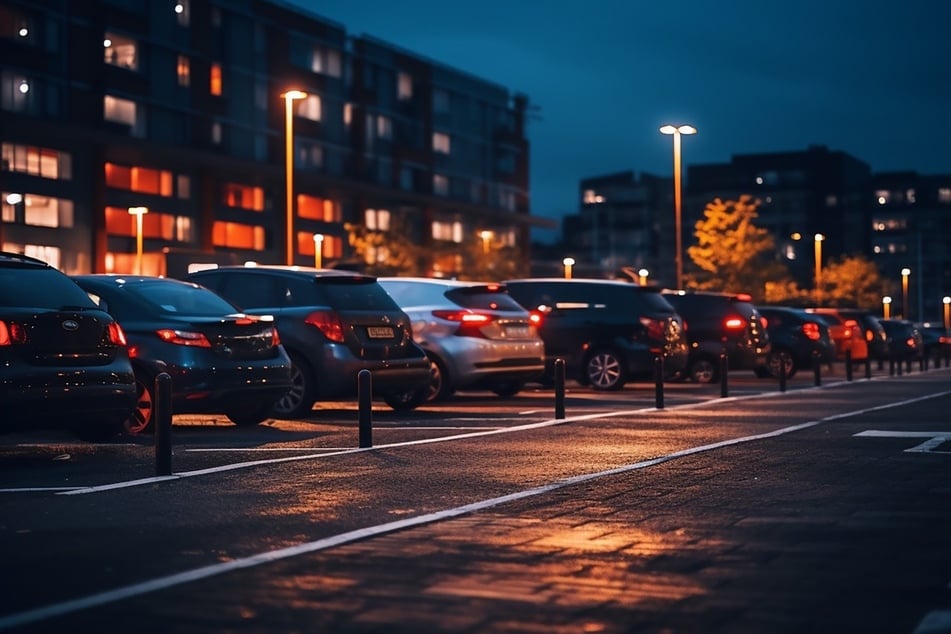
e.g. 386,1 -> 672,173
2,251 -> 948,440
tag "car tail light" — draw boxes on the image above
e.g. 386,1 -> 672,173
107,322 -> 128,346
264,326 -> 281,347
304,310 -> 344,343
801,322 -> 821,341
432,309 -> 494,338
940,336 -> 951,344
156,329 -> 212,347
843,319 -> 859,338
639,316 -> 666,340
724,316 -> 745,330
0,320 -> 27,346
906,337 -> 916,348
528,311 -> 543,327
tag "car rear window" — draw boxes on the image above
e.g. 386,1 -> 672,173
316,278 -> 401,311
126,282 -> 239,316
445,287 -> 525,311
0,268 -> 96,309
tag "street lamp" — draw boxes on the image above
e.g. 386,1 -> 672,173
562,257 -> 575,280
943,296 -> 950,330
813,233 -> 825,304
281,89 -> 307,266
882,296 -> 892,319
313,233 -> 324,268
128,206 -> 148,275
660,124 -> 696,289
638,268 -> 649,286
901,268 -> 911,319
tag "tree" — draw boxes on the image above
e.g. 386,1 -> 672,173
685,195 -> 789,301
344,220 -> 425,276
817,254 -> 889,309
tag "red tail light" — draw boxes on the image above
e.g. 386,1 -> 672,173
107,322 -> 128,346
266,326 -> 281,347
801,322 -> 821,341
528,312 -> 543,327
304,310 -> 344,343
156,329 -> 212,347
724,316 -> 745,330
905,337 -> 916,348
433,309 -> 494,338
639,316 -> 666,340
843,319 -> 858,338
0,320 -> 27,345
940,336 -> 950,344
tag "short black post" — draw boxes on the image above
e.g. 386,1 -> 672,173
897,355 -> 904,375
654,355 -> 665,409
358,369 -> 372,448
719,353 -> 729,398
554,358 -> 566,419
778,355 -> 787,392
865,356 -> 872,380
154,372 -> 172,477
889,356 -> 895,376
813,355 -> 822,386
845,349 -> 853,381
920,355 -> 926,372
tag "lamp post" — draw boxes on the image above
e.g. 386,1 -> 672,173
813,233 -> 825,304
638,268 -> 649,286
313,233 -> 324,269
943,296 -> 950,330
901,268 -> 911,319
562,257 -> 575,280
660,124 -> 696,289
282,89 -> 307,266
128,206 -> 148,275
882,296 -> 892,319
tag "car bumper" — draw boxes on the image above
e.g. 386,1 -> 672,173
313,345 -> 433,397
425,338 -> 545,388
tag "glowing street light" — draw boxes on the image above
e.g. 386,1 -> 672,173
660,124 -> 696,289
901,267 -> 911,319
128,206 -> 148,275
882,296 -> 892,319
638,268 -> 649,286
814,233 -> 825,304
943,296 -> 950,331
313,233 -> 324,268
282,89 -> 307,265
562,257 -> 575,280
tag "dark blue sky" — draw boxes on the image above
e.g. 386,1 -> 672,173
290,0 -> 951,241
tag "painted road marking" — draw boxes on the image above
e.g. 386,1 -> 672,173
855,430 -> 951,453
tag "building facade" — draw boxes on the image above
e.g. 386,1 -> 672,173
1,0 -> 537,278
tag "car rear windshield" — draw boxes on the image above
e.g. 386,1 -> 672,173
314,278 -> 401,311
0,268 -> 96,309
445,287 -> 525,311
126,282 -> 240,316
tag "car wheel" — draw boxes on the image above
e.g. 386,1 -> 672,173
767,350 -> 797,379
585,349 -> 626,391
490,382 -> 524,397
689,357 -> 718,384
126,372 -> 156,435
272,354 -> 317,418
426,356 -> 451,402
226,403 -> 273,426
383,388 -> 427,412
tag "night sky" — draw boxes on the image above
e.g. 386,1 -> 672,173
289,0 -> 951,242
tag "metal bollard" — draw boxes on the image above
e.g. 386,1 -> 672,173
778,355 -> 787,393
813,356 -> 822,386
358,369 -> 372,448
154,372 -> 172,476
897,356 -> 903,375
889,356 -> 895,376
654,356 -> 664,409
845,349 -> 853,381
865,356 -> 872,380
719,353 -> 729,398
920,355 -> 926,372
554,358 -> 566,420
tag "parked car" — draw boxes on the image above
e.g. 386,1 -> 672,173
803,308 -> 869,362
0,252 -> 136,440
378,278 -> 545,400
834,308 -> 889,362
878,318 -> 924,361
917,322 -> 951,363
755,306 -> 835,378
661,291 -> 770,383
504,278 -> 688,390
72,275 -> 293,433
184,265 -> 432,415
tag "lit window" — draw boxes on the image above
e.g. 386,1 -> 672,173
103,95 -> 136,126
583,190 -> 605,204
103,33 -> 138,70
499,189 -> 516,211
298,142 -> 323,169
906,188 -> 916,204
297,94 -> 321,121
297,194 -> 340,221
177,56 -> 190,86
2,193 -> 73,228
398,72 -> 412,101
433,132 -> 450,154
376,115 -> 392,139
825,195 -> 837,207
325,50 -> 342,77
177,175 -> 190,199
939,188 -> 951,203
104,163 -> 173,196
432,219 -> 462,243
875,190 -> 890,205
223,183 -> 264,210
175,1 -> 190,27
343,103 -> 352,126
365,208 -> 391,231
2,143 -> 72,179
299,232 -> 342,258
213,221 -> 265,250
105,206 -> 188,241
433,174 -> 448,196
1,74 -> 31,111
210,63 -> 222,96
211,121 -> 222,144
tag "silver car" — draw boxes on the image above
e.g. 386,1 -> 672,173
378,278 -> 546,400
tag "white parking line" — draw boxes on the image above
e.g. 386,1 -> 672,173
0,388 -> 947,630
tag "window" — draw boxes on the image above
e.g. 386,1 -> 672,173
223,183 -> 264,210
211,121 -> 222,144
174,1 -> 190,27
400,166 -> 414,190
105,206 -> 191,241
433,89 -> 450,113
325,50 -> 342,77
210,63 -> 222,96
298,141 -> 323,169
103,95 -> 136,126
432,219 -> 462,243
2,193 -> 73,228
875,189 -> 890,205
433,132 -> 450,154
103,32 -> 138,70
365,208 -> 390,231
105,163 -> 173,196
1,73 -> 32,112
300,232 -> 342,258
177,56 -> 190,86
872,218 -> 907,231
398,72 -> 412,101
297,194 -> 340,221
343,103 -> 352,127
499,189 -> 516,211
2,143 -> 72,179
939,188 -> 951,203
177,175 -> 190,199
433,174 -> 449,196
906,188 -> 916,204
376,115 -> 392,140
297,94 -> 321,121
213,221 -> 264,250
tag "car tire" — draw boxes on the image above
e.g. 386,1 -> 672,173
426,356 -> 451,402
126,371 -> 156,435
226,403 -> 274,426
383,387 -> 427,411
585,348 -> 626,391
272,353 -> 317,418
766,350 -> 797,379
688,356 -> 718,384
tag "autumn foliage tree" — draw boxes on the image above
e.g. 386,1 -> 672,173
816,254 -> 889,309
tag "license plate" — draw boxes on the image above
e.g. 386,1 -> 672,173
367,326 -> 394,339
505,326 -> 531,338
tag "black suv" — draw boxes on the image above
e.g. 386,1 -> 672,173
661,291 -> 770,383
756,305 -> 835,378
504,278 -> 688,390
185,266 -> 432,415
0,252 -> 137,439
